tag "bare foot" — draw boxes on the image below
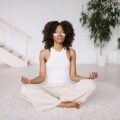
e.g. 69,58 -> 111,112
57,101 -> 80,109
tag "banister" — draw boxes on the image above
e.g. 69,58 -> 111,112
0,17 -> 32,39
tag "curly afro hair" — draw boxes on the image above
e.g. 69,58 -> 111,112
42,20 -> 75,50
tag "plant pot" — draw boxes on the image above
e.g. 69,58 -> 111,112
117,50 -> 120,64
96,55 -> 107,66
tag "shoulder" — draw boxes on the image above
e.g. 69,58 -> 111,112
69,48 -> 76,57
39,48 -> 50,58
40,48 -> 49,54
66,48 -> 76,60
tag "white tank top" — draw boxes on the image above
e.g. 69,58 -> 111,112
45,47 -> 70,83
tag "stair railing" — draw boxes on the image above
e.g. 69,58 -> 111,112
0,17 -> 32,67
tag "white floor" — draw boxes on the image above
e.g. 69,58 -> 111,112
0,64 -> 120,120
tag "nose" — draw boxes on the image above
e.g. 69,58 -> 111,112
58,33 -> 62,36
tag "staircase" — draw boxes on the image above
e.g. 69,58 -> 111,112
0,18 -> 32,67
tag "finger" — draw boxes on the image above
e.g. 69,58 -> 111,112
96,73 -> 98,78
21,79 -> 25,84
23,79 -> 27,84
90,73 -> 92,78
95,72 -> 97,77
21,76 -> 24,81
23,79 -> 26,83
92,72 -> 95,77
89,74 -> 91,79
22,78 -> 25,82
92,72 -> 95,78
95,73 -> 97,77
90,73 -> 94,79
94,72 -> 96,77
94,72 -> 96,78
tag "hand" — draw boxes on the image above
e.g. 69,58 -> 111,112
21,76 -> 30,84
89,72 -> 98,79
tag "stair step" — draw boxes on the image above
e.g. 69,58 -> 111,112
0,42 -> 26,61
0,47 -> 27,67
0,42 -> 32,67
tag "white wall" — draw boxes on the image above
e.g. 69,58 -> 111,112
0,0 -> 119,64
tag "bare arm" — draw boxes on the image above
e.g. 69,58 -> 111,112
69,49 -> 98,82
21,49 -> 47,84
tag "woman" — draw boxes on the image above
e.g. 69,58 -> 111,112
21,20 -> 98,112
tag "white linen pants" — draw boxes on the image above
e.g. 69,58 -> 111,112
21,79 -> 96,112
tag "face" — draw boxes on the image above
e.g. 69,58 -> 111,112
53,25 -> 66,44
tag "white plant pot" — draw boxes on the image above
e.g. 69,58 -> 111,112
96,55 -> 107,66
117,50 -> 120,64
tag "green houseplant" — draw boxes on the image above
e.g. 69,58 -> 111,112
117,38 -> 120,49
80,0 -> 120,66
117,38 -> 120,63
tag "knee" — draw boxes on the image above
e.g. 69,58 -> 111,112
21,85 -> 28,93
21,84 -> 35,93
21,84 -> 39,93
88,80 -> 96,92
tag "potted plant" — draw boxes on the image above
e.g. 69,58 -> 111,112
80,0 -> 120,66
117,38 -> 120,63
117,38 -> 120,49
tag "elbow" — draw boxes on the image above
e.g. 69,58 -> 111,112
39,75 -> 45,83
41,77 -> 45,82
70,75 -> 76,81
70,75 -> 79,82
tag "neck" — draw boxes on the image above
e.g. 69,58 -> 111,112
53,43 -> 63,51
